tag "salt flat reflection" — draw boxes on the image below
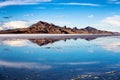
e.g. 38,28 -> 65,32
0,35 -> 120,52
0,34 -> 107,46
0,35 -> 120,80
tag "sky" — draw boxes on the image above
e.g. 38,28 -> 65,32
0,0 -> 120,32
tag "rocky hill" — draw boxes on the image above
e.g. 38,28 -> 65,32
0,21 -> 116,34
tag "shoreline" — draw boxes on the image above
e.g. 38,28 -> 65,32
0,34 -> 115,36
0,34 -> 115,39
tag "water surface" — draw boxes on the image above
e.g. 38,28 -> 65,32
0,35 -> 120,80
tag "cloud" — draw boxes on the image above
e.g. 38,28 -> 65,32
91,15 -> 120,32
0,27 -> 3,30
0,60 -> 51,69
102,15 -> 120,27
55,2 -> 101,7
108,0 -> 120,4
24,14 -> 34,17
88,14 -> 94,18
2,21 -> 30,29
0,0 -> 51,7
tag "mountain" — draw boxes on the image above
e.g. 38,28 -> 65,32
0,21 -> 117,34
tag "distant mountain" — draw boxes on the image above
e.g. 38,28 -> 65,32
0,21 -> 118,34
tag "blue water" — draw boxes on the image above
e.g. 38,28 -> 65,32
0,36 -> 120,80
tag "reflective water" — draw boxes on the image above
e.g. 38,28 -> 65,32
0,35 -> 120,80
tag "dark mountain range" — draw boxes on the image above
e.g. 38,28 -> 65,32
0,21 -> 118,34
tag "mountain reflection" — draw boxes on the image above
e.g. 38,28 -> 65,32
29,35 -> 111,46
0,35 -> 120,53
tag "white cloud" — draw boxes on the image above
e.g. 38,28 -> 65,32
0,0 -> 51,7
0,60 -> 51,69
0,27 -> 3,30
88,14 -> 94,18
24,14 -> 34,17
102,15 -> 120,27
108,0 -> 120,4
2,21 -> 29,29
91,15 -> 120,32
56,2 -> 100,7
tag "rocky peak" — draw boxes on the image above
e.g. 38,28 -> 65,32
37,21 -> 48,24
83,26 -> 99,33
85,26 -> 97,31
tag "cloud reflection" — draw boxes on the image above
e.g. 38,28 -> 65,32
103,42 -> 120,52
1,36 -> 120,53
3,39 -> 28,47
58,61 -> 100,65
0,60 -> 51,69
91,36 -> 120,52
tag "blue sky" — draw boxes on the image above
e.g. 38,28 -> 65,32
0,0 -> 120,32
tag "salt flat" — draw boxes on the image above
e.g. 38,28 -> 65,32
0,34 -> 113,40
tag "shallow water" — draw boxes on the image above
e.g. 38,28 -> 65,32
0,35 -> 120,80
